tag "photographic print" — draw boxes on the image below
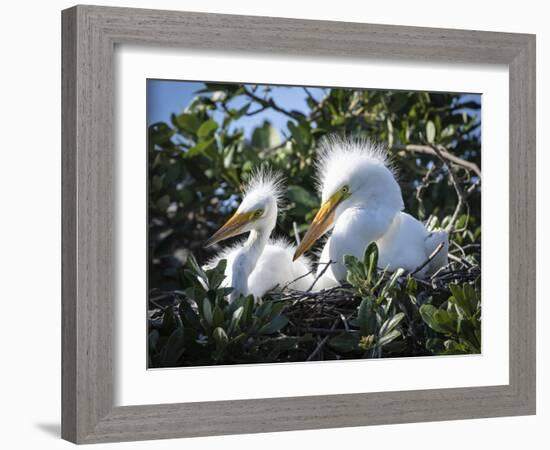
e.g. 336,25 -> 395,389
147,80 -> 481,368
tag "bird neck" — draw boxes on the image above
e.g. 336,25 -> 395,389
243,227 -> 271,263
328,206 -> 398,281
229,224 -> 272,301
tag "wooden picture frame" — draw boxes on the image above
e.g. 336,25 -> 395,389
62,5 -> 536,444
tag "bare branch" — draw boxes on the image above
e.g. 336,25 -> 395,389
428,145 -> 467,233
306,260 -> 334,292
243,88 -> 301,121
393,144 -> 481,179
306,318 -> 339,361
293,221 -> 301,246
410,242 -> 445,276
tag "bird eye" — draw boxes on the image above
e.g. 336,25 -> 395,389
341,185 -> 349,194
254,209 -> 264,218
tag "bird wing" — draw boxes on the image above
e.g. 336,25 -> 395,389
377,212 -> 448,277
247,240 -> 314,297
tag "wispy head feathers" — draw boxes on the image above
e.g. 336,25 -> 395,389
242,165 -> 286,209
315,135 -> 396,194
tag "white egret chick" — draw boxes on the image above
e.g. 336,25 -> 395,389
293,137 -> 448,285
205,168 -> 314,302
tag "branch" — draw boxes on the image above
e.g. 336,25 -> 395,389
260,135 -> 291,155
243,88 -> 301,121
393,144 -> 481,179
306,261 -> 334,292
430,145 -> 467,233
293,221 -> 301,246
410,242 -> 444,276
306,318 -> 339,361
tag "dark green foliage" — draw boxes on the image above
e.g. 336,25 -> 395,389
149,255 -> 302,367
149,243 -> 480,366
420,282 -> 481,354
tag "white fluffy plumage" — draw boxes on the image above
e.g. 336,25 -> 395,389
208,236 -> 313,298
304,136 -> 449,287
206,167 -> 314,302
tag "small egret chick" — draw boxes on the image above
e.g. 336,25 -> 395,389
205,168 -> 314,302
293,137 -> 448,285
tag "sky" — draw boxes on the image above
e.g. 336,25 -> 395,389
147,80 -> 326,140
146,79 -> 480,140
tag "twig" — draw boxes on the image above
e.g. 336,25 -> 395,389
261,135 -> 291,155
306,260 -> 334,292
448,253 -> 473,268
243,88 -> 301,121
244,105 -> 270,116
303,87 -> 317,103
410,242 -> 445,276
430,145 -> 467,234
293,221 -> 301,246
393,144 -> 481,179
302,326 -> 343,337
430,261 -> 455,280
340,313 -> 350,332
282,267 -> 315,291
306,319 -> 339,361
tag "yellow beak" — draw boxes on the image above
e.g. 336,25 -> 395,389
205,212 -> 253,248
293,191 -> 345,261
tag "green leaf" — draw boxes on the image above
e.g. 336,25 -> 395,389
149,122 -> 175,144
259,315 -> 289,334
212,305 -> 224,329
358,298 -> 376,336
426,120 -> 436,144
156,194 -> 170,211
179,300 -> 202,331
251,121 -> 280,149
344,254 -> 365,287
202,298 -> 213,326
287,121 -> 312,151
406,276 -> 417,294
148,329 -> 160,354
160,307 -> 177,336
186,137 -> 216,158
186,254 -> 209,286
227,306 -> 244,336
232,103 -> 251,119
255,301 -> 273,319
172,113 -> 201,134
287,185 -> 319,210
426,337 -> 444,352
242,295 -> 255,325
205,258 -> 227,290
377,329 -> 401,347
420,304 -> 457,335
328,333 -> 359,353
162,327 -> 185,364
363,242 -> 379,284
420,304 -> 445,334
213,327 -> 229,348
449,283 -> 476,318
442,339 -> 469,355
197,120 -> 218,139
380,268 -> 405,297
379,312 -> 405,337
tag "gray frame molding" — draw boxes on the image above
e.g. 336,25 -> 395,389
62,5 -> 536,444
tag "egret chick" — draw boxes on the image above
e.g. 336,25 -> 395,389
294,137 -> 448,285
206,168 -> 314,302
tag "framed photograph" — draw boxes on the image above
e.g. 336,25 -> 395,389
62,5 -> 536,444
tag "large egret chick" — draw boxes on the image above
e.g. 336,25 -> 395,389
293,137 -> 448,284
205,168 -> 314,302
